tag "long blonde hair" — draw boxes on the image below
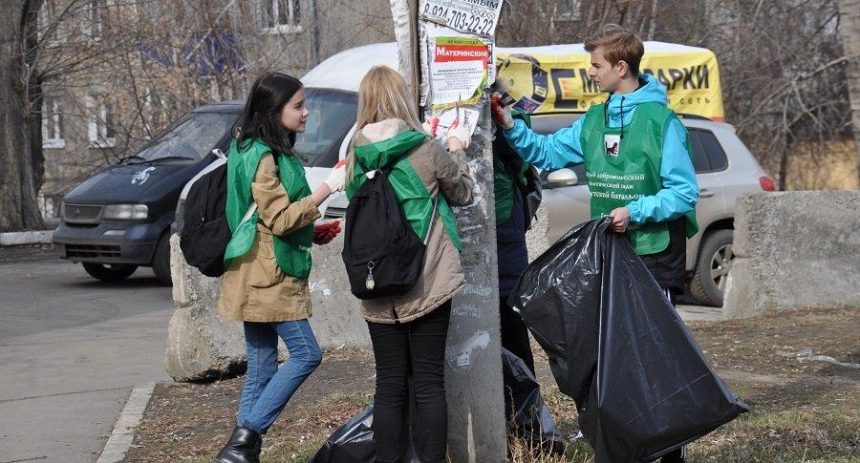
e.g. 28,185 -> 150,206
347,66 -> 425,182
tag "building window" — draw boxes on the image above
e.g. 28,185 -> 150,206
262,0 -> 302,34
82,0 -> 108,40
87,96 -> 116,148
39,1 -> 59,44
42,97 -> 65,149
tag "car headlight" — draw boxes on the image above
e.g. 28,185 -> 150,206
103,204 -> 148,220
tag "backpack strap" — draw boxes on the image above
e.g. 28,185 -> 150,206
423,194 -> 439,245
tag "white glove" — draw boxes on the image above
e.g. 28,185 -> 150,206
324,164 -> 346,192
447,124 -> 471,150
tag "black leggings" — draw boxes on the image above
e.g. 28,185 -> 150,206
367,301 -> 451,463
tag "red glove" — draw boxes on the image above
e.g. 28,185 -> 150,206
491,94 -> 514,130
313,220 -> 342,245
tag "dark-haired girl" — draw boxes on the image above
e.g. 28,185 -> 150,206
215,72 -> 345,463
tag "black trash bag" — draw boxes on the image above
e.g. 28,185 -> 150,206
311,351 -> 566,463
308,384 -> 420,463
308,403 -> 376,463
502,348 -> 567,455
510,219 -> 748,463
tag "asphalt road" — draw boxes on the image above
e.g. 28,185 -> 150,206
0,251 -> 174,463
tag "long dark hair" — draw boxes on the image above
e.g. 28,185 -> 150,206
236,71 -> 303,156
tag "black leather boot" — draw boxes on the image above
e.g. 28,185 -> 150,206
215,426 -> 262,463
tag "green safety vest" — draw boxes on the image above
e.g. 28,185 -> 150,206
223,138 -> 314,278
346,130 -> 463,251
581,102 -> 698,255
494,111 -> 532,225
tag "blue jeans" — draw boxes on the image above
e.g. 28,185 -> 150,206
237,319 -> 322,434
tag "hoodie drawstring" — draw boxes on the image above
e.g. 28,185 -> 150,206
603,94 -> 625,140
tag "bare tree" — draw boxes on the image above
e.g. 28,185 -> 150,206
838,0 -> 860,183
1,0 -> 46,231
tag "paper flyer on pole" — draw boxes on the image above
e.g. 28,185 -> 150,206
421,22 -> 493,143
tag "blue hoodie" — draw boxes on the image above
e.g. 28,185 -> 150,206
503,73 -> 699,225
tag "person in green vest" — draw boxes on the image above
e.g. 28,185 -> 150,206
214,72 -> 347,463
345,66 -> 474,463
492,107 -> 540,375
493,26 -> 699,463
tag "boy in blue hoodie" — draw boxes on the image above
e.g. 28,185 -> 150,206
493,26 -> 698,463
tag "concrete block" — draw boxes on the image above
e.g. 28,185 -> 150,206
164,232 -> 370,382
0,230 -> 54,246
165,234 -> 246,382
306,233 -> 370,348
723,191 -> 860,318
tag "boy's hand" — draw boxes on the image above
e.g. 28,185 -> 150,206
491,94 -> 514,130
608,207 -> 630,233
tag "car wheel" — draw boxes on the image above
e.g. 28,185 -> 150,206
82,263 -> 137,282
151,234 -> 173,286
690,229 -> 734,307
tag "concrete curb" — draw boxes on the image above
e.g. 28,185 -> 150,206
97,382 -> 156,463
0,230 -> 54,246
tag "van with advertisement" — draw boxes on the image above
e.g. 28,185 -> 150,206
307,42 -> 773,307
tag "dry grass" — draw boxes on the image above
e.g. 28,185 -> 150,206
125,308 -> 859,462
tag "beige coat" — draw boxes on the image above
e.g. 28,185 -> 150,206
218,154 -> 321,323
351,119 -> 474,324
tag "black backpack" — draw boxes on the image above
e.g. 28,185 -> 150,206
180,151 -> 270,277
342,155 -> 436,300
179,158 -> 231,277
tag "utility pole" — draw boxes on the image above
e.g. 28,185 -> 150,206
390,1 -> 507,461
306,0 -> 320,68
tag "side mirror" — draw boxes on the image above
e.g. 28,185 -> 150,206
546,168 -> 579,188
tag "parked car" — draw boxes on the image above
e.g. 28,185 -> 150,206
53,87 -> 359,284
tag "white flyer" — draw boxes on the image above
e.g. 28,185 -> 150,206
420,0 -> 504,37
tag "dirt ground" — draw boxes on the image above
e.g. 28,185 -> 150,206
123,307 -> 859,463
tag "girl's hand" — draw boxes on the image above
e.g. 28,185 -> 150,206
324,163 -> 347,192
447,124 -> 470,150
313,220 -> 341,245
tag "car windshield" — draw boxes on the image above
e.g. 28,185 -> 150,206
134,111 -> 237,162
293,89 -> 357,167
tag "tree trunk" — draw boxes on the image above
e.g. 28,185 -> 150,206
0,0 -> 45,232
838,0 -> 860,183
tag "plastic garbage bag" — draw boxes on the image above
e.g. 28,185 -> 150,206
510,219 -> 748,463
308,385 -> 420,463
310,351 -> 566,462
501,348 -> 566,455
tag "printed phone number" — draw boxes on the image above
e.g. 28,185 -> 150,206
422,3 -> 495,35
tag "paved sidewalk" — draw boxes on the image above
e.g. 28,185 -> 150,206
0,257 -> 173,463
677,304 -> 724,322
